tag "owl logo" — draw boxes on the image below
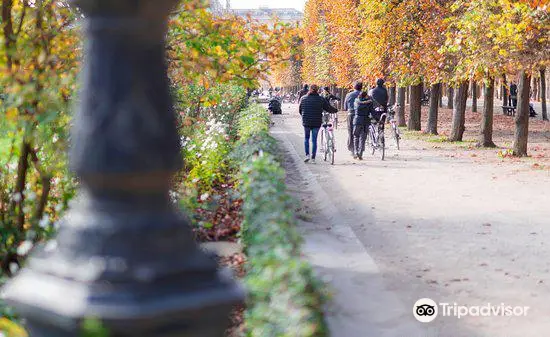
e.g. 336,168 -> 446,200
413,298 -> 438,323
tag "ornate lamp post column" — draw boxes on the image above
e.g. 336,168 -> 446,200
3,1 -> 243,336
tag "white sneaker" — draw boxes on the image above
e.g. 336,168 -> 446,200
304,156 -> 310,163
311,158 -> 316,164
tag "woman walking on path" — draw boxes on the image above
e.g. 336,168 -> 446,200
299,84 -> 338,163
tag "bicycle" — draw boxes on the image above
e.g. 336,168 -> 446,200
368,114 -> 385,161
319,112 -> 336,165
328,98 -> 340,129
387,104 -> 401,150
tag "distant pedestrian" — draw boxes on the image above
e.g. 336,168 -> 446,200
299,84 -> 338,163
298,84 -> 309,102
509,82 -> 518,108
344,81 -> 363,155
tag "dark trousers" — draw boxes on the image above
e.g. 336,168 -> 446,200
353,124 -> 368,156
347,112 -> 354,152
304,126 -> 320,159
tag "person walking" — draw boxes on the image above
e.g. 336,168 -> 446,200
370,78 -> 389,120
344,82 -> 363,155
353,91 -> 374,160
509,81 -> 518,108
321,86 -> 340,102
298,84 -> 309,102
299,84 -> 338,163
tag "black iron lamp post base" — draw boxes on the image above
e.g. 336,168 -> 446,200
3,0 -> 244,335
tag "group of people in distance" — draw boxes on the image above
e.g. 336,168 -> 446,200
297,79 -> 389,163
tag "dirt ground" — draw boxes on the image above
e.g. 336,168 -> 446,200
272,103 -> 550,337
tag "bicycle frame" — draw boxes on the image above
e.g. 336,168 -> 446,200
320,112 -> 337,165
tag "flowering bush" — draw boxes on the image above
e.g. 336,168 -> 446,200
182,117 -> 232,196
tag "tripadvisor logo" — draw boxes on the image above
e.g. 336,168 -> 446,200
413,298 -> 530,323
414,298 -> 438,323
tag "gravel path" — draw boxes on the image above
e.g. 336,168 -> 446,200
272,103 -> 550,337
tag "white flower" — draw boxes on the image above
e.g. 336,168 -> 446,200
11,192 -> 22,202
192,178 -> 199,183
17,240 -> 34,256
39,215 -> 50,228
200,193 -> 210,202
23,206 -> 32,214
9,263 -> 19,275
27,191 -> 37,201
52,134 -> 59,143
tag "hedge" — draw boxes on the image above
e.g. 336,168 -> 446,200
235,105 -> 328,337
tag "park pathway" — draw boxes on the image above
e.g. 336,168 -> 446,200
271,103 -> 550,337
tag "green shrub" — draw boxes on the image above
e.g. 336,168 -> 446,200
235,105 -> 328,337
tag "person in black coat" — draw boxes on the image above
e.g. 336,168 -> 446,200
353,91 -> 374,160
369,78 -> 389,121
299,84 -> 338,163
509,82 -> 518,107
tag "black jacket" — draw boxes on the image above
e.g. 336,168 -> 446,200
371,85 -> 389,110
299,93 -> 338,128
354,97 -> 374,125
510,84 -> 518,98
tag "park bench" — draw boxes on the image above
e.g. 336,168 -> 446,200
502,106 -> 516,116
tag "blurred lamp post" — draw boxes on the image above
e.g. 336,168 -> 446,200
3,0 -> 243,336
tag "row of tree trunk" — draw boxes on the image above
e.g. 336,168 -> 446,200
286,68 -> 546,157
393,71 -> 542,156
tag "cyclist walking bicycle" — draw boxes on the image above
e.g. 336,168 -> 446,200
299,84 -> 338,163
344,81 -> 363,156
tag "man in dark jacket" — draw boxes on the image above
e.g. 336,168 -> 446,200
298,84 -> 309,102
353,91 -> 374,160
370,78 -> 389,121
299,84 -> 338,163
344,81 -> 363,154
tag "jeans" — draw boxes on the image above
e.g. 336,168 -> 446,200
304,126 -> 320,159
353,124 -> 369,156
347,112 -> 354,152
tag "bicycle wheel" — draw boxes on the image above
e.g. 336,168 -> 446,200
328,132 -> 335,165
393,124 -> 400,150
379,133 -> 385,161
369,126 -> 376,156
319,128 -> 326,153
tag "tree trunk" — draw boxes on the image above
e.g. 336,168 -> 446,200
472,81 -> 478,113
426,83 -> 441,135
478,77 -> 496,147
408,83 -> 422,131
531,76 -> 538,101
513,71 -> 531,156
389,86 -> 396,106
406,86 -> 410,104
501,74 -> 508,106
449,80 -> 469,141
541,68 -> 548,121
447,87 -> 454,109
11,141 -> 31,230
397,86 -> 406,127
